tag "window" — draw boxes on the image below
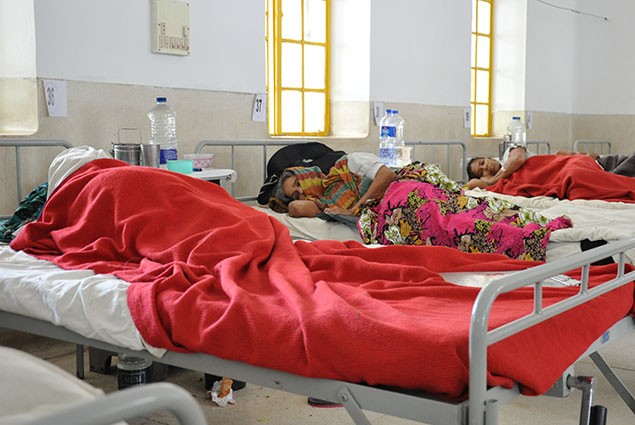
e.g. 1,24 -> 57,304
0,0 -> 38,135
266,0 -> 330,136
471,0 -> 493,137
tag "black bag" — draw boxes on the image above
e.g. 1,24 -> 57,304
257,142 -> 345,205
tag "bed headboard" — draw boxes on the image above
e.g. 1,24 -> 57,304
405,140 -> 467,184
0,139 -> 73,217
574,140 -> 611,155
194,139 -> 467,202
526,140 -> 551,155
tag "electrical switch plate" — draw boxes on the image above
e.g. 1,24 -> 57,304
373,102 -> 384,126
151,0 -> 190,56
43,79 -> 68,117
463,107 -> 470,129
252,93 -> 267,122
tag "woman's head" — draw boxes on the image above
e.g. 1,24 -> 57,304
466,157 -> 502,180
268,169 -> 304,213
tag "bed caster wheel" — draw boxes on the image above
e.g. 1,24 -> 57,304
590,405 -> 607,425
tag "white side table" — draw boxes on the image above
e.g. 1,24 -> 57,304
190,168 -> 237,192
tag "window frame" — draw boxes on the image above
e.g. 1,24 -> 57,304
471,0 -> 494,138
266,0 -> 330,137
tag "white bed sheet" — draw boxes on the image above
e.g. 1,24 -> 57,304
0,244 -> 164,357
254,205 -> 362,242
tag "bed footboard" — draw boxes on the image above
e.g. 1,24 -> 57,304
469,237 -> 635,425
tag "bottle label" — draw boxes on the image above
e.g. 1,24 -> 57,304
380,125 -> 396,138
160,148 -> 178,164
118,367 -> 151,389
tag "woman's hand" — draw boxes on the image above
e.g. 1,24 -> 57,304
324,205 -> 354,215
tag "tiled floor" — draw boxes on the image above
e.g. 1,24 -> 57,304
2,329 -> 635,425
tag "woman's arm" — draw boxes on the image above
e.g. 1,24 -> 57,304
479,147 -> 528,187
325,165 -> 397,215
288,200 -> 321,218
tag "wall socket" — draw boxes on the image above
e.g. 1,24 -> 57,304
43,79 -> 68,117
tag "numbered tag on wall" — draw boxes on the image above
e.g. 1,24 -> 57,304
252,93 -> 267,122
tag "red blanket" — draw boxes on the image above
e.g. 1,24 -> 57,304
488,154 -> 635,202
10,159 -> 635,398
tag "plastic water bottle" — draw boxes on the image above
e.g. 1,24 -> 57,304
117,353 -> 152,389
147,97 -> 177,166
392,110 -> 405,166
379,109 -> 396,167
506,116 -> 527,148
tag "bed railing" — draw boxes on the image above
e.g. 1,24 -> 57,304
526,140 -> 551,154
194,139 -> 320,201
469,237 -> 635,425
405,140 -> 467,183
195,139 -> 467,201
574,140 -> 611,155
0,139 -> 73,205
25,382 -> 207,425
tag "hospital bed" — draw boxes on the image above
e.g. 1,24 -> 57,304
1,231 -> 635,425
1,139 -> 635,425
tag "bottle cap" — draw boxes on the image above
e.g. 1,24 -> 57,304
156,97 -> 167,103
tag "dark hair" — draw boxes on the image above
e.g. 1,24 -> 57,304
267,169 -> 295,212
466,157 -> 483,180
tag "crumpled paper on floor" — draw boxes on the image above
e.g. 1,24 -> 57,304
207,377 -> 236,407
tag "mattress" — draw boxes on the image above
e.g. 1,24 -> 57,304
0,244 -> 163,357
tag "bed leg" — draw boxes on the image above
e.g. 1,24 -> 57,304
89,347 -> 116,374
590,351 -> 635,414
75,344 -> 84,379
336,387 -> 372,425
567,375 -> 596,425
590,405 -> 608,425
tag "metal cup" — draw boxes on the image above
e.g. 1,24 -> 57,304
111,143 -> 141,165
140,144 -> 161,168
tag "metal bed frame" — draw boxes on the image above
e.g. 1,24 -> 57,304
527,140 -> 551,154
1,238 -> 635,425
194,139 -> 468,201
574,140 -> 612,155
23,382 -> 206,425
0,139 -> 73,205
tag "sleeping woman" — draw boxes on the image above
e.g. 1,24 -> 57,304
267,156 -> 572,261
268,152 -> 397,217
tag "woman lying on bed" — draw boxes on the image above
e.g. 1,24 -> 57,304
268,152 -> 397,218
465,147 -> 635,202
268,155 -> 572,260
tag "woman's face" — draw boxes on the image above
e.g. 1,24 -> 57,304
282,176 -> 305,200
469,158 -> 502,178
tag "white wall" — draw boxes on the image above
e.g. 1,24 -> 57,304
572,1 -> 635,114
492,0 -> 528,112
34,0 -> 266,93
513,0 -> 634,115
369,0 -> 471,107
